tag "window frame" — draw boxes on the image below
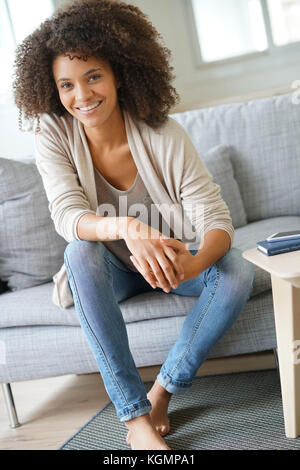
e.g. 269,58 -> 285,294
3,0 -> 17,46
0,0 -> 56,96
185,0 -> 300,69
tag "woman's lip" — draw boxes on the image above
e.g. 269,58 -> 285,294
75,101 -> 103,115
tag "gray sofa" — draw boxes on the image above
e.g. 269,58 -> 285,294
1,92 -> 299,428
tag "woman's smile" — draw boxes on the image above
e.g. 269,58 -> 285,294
75,100 -> 103,115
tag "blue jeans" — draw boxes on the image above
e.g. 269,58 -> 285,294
64,241 -> 254,422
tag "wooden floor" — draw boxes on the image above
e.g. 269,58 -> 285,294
0,351 -> 276,450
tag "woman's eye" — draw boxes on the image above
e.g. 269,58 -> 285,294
89,74 -> 101,81
59,74 -> 101,90
61,82 -> 72,90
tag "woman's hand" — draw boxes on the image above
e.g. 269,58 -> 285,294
159,237 -> 200,283
131,236 -> 200,291
122,218 -> 185,292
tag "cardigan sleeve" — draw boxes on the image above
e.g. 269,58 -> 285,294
174,121 -> 235,249
34,117 -> 95,243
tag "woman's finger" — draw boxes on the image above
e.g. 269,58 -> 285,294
154,249 -> 180,290
130,256 -> 157,289
146,255 -> 172,292
160,243 -> 185,282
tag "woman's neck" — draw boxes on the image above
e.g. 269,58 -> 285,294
83,107 -> 127,154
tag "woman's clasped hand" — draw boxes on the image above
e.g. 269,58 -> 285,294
122,218 -> 199,292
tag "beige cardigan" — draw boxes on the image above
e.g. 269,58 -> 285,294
35,110 -> 234,309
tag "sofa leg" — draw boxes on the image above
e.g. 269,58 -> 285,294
1,383 -> 21,428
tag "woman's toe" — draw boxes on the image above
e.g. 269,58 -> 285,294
157,424 -> 169,436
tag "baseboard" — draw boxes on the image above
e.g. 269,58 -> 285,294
137,350 -> 276,382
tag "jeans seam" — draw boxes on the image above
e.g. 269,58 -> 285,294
118,399 -> 151,417
64,252 -> 130,410
168,264 -> 221,379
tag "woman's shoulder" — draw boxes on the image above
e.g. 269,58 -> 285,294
38,112 -> 74,139
139,114 -> 188,144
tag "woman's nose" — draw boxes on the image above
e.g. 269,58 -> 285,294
74,84 -> 93,101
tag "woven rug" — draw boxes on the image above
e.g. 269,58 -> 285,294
60,369 -> 300,450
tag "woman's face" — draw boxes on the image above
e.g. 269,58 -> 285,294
52,54 -> 121,129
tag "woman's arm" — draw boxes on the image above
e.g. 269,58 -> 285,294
191,228 -> 231,275
178,128 -> 234,250
77,213 -> 133,241
154,119 -> 234,283
160,228 -> 230,282
35,119 -> 95,243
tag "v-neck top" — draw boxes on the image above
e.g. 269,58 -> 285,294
94,165 -> 175,272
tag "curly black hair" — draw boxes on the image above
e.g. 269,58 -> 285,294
13,0 -> 180,132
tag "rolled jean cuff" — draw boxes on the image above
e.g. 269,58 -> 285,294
118,399 -> 152,423
157,370 -> 191,395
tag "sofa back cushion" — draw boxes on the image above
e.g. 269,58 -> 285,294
0,157 -> 67,291
171,93 -> 300,222
202,145 -> 247,228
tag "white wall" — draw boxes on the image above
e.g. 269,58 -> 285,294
0,94 -> 36,159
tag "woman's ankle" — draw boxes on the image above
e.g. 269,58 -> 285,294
124,413 -> 154,431
125,414 -> 171,450
150,379 -> 172,399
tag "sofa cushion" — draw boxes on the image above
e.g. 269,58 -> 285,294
171,93 -> 300,222
2,215 -> 299,328
0,280 -> 195,328
0,157 -> 67,291
201,145 -> 247,228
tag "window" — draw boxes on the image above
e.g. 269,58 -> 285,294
0,0 -> 54,95
190,0 -> 300,64
191,0 -> 268,62
267,0 -> 300,45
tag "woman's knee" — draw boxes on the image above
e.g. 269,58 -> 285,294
217,247 -> 255,296
64,239 -> 106,268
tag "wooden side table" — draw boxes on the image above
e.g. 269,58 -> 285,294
243,248 -> 300,438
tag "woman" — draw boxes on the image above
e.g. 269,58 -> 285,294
13,0 -> 254,450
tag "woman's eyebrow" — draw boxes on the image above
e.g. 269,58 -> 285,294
57,68 -> 103,83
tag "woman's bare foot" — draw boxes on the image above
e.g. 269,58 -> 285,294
125,414 -> 171,450
147,379 -> 172,436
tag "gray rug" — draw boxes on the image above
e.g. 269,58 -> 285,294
60,369 -> 300,450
